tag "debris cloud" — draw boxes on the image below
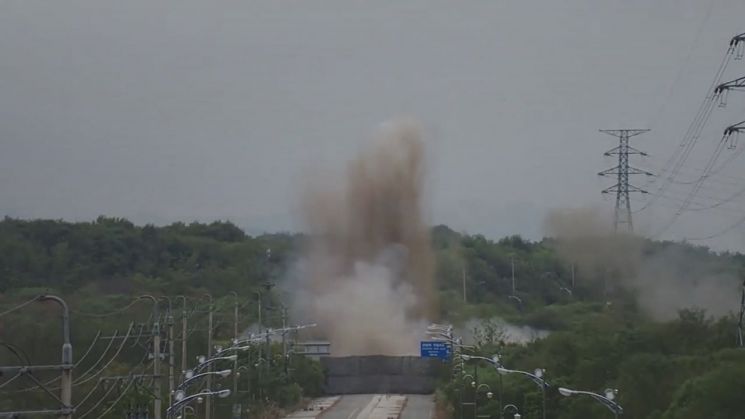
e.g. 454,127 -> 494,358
544,207 -> 740,320
290,119 -> 436,355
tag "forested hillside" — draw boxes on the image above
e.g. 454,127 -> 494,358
1,218 -> 744,418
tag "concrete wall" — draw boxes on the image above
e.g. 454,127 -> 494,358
321,356 -> 438,395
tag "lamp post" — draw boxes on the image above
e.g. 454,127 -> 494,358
176,405 -> 196,419
460,354 -> 504,414
174,358 -> 232,419
236,365 -> 251,395
252,289 -> 263,401
214,344 -> 251,358
426,332 -> 474,350
160,296 -> 175,406
461,374 -> 475,419
177,369 -> 231,391
496,367 -> 548,419
167,389 -> 231,418
228,291 -> 241,419
38,295 -> 73,419
174,296 -> 188,381
194,354 -> 239,373
502,404 -> 521,419
202,293 -> 213,419
474,383 -> 493,419
558,387 -> 623,419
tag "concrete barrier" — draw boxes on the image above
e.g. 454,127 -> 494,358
321,356 -> 438,395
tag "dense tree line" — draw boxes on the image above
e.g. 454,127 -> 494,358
430,226 -> 745,419
0,216 -> 297,295
1,218 -> 744,418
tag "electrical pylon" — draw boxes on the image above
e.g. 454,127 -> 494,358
598,129 -> 653,232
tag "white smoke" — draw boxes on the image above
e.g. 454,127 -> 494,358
288,119 -> 436,356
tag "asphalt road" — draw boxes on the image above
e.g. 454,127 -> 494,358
314,394 -> 435,419
320,394 -> 375,419
400,394 -> 435,419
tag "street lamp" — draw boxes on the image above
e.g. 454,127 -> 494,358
194,354 -> 238,372
167,389 -> 231,418
460,354 -> 504,415
507,295 -> 524,310
253,356 -> 269,368
175,405 -> 196,419
177,369 -> 232,391
38,295 -> 73,419
502,404 -> 521,419
213,344 -> 251,358
476,384 -> 493,400
496,367 -> 548,419
558,387 -> 623,418
459,374 -> 478,419
201,293 -> 214,419
236,365 -> 252,395
427,333 -> 474,350
427,324 -> 454,336
460,354 -> 502,367
174,296 -> 189,379
474,383 -> 494,419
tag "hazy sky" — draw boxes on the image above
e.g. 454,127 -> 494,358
2,1 -> 745,251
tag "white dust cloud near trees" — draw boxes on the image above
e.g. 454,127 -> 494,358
289,120 -> 437,355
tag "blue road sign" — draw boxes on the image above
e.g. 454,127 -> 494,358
420,341 -> 451,360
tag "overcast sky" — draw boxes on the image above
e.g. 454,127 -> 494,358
2,1 -> 745,251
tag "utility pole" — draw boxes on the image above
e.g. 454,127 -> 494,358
571,263 -> 576,289
178,296 -> 188,377
462,267 -> 467,303
1,296 -> 74,419
472,362 -> 479,419
598,129 -> 653,232
166,302 -> 175,408
282,307 -> 288,376
738,278 -> 744,348
255,290 -> 263,401
511,256 -> 516,295
230,292 -> 241,419
152,300 -> 162,419
42,295 -> 73,419
137,295 -> 161,419
205,294 -> 214,419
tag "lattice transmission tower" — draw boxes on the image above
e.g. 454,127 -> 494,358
598,129 -> 653,232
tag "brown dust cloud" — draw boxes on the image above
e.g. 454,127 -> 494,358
544,207 -> 741,320
289,120 -> 437,356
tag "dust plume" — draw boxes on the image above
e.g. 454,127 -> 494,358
458,317 -> 550,346
544,207 -> 740,320
289,119 -> 436,355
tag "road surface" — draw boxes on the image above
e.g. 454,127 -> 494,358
400,394 -> 435,419
285,394 -> 434,419
321,395 -> 374,419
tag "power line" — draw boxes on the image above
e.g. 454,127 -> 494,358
0,295 -> 73,419
645,0 -> 717,130
642,32 -> 745,238
0,296 -> 42,318
685,213 -> 745,240
637,34 -> 743,214
5,331 -> 104,394
652,98 -> 745,236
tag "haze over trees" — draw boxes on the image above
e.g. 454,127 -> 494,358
0,217 -> 743,418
